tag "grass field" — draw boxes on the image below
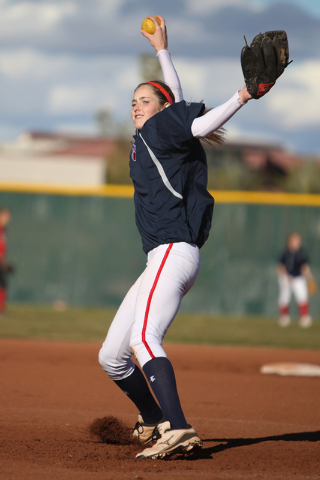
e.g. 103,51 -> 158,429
0,304 -> 319,350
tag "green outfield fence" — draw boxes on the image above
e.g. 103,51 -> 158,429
1,182 -> 320,318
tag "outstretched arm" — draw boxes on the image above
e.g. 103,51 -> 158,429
191,86 -> 252,138
140,15 -> 183,102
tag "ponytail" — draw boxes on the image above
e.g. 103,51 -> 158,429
199,106 -> 225,148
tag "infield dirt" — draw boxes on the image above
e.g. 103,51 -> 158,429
0,339 -> 319,479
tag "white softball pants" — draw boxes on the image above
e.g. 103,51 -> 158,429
278,274 -> 308,307
99,242 -> 200,381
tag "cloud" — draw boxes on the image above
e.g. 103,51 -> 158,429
48,85 -> 102,115
0,45 -> 318,149
0,0 -> 319,60
186,0 -> 264,14
268,61 -> 320,128
0,0 -> 319,153
0,48 -> 69,80
0,0 -> 130,54
0,1 -> 76,36
173,56 -> 320,151
174,57 -> 244,104
0,46 -> 140,124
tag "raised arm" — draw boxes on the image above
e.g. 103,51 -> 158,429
191,87 -> 252,138
157,50 -> 183,102
140,15 -> 183,102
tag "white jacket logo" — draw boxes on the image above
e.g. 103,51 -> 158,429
131,144 -> 136,161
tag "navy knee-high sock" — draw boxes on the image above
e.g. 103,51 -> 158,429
114,366 -> 163,424
143,357 -> 189,430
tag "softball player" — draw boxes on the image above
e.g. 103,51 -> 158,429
278,232 -> 313,328
99,16 -> 255,459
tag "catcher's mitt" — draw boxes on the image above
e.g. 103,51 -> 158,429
307,278 -> 318,296
241,30 -> 290,99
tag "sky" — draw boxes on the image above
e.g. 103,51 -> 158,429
0,0 -> 319,154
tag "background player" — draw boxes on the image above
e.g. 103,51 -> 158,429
0,207 -> 12,314
278,232 -> 315,328
98,16 -> 275,460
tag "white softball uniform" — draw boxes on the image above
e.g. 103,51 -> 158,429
99,242 -> 200,381
278,274 -> 308,307
99,49 -> 247,382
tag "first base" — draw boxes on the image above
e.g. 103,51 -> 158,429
260,362 -> 320,377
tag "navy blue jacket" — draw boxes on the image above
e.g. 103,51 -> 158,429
130,100 -> 214,254
279,248 -> 308,277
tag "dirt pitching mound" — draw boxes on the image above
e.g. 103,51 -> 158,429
2,340 -> 320,479
90,416 -> 137,445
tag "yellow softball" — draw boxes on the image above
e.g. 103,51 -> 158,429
141,16 -> 161,35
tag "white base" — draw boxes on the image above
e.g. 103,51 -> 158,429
260,362 -> 320,377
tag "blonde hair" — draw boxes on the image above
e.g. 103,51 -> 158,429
200,107 -> 225,148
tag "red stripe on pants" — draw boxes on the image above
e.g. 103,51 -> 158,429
142,243 -> 174,359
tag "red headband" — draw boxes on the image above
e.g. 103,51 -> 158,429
147,82 -> 173,105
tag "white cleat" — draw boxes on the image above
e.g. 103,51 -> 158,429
299,315 -> 312,328
136,421 -> 202,459
131,414 -> 164,444
279,315 -> 291,327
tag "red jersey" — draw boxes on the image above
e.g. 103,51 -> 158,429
0,226 -> 7,257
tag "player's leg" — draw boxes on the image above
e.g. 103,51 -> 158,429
292,276 -> 312,327
130,242 -> 202,457
278,274 -> 292,326
98,273 -> 163,426
130,242 -> 202,458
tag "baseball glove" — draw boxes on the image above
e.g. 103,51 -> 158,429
241,30 -> 290,99
307,278 -> 318,296
0,262 -> 15,274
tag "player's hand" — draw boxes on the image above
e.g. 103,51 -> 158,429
238,85 -> 252,104
141,15 -> 168,52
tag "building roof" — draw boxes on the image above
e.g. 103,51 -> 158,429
224,138 -> 318,172
16,130 -> 117,158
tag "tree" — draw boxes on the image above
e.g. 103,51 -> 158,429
139,53 -> 163,82
94,109 -> 112,137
